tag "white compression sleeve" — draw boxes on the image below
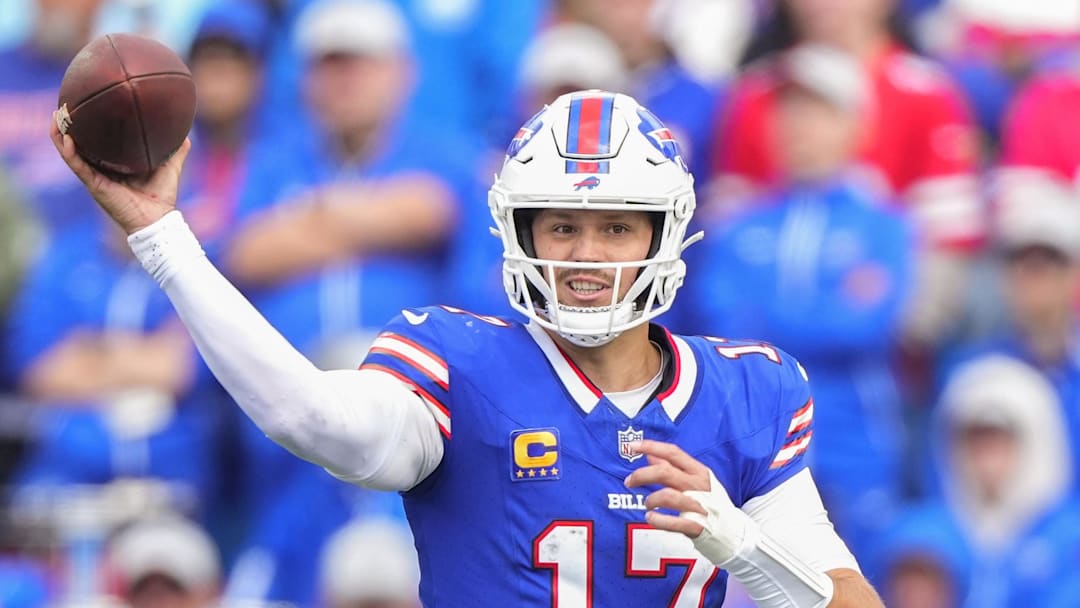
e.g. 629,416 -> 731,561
683,468 -> 858,607
127,211 -> 444,491
741,468 -> 860,575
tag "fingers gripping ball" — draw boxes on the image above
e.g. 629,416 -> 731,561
57,33 -> 196,176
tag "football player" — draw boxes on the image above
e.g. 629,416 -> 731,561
51,91 -> 882,607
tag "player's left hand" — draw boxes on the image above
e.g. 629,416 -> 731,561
624,439 -> 757,566
623,439 -> 711,537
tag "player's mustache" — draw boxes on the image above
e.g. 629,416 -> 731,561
553,269 -> 614,284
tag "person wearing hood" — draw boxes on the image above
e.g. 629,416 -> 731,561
907,354 -> 1080,606
933,174 -> 1080,494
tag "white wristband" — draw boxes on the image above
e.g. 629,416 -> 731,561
682,472 -> 834,608
127,210 -> 205,284
682,472 -> 760,565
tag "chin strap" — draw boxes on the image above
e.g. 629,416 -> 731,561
544,301 -> 635,348
682,472 -> 835,608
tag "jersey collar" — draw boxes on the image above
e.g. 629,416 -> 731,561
524,322 -> 698,421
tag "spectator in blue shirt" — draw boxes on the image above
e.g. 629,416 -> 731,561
873,504 -> 970,608
677,44 -> 914,564
0,171 -> 41,391
3,223 -> 224,510
224,468 -> 408,606
223,0 -> 467,372
254,0 -> 544,149
179,0 -> 275,260
0,0 -> 105,232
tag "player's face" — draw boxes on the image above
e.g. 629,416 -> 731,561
304,52 -> 411,137
786,0 -> 893,42
34,0 -> 104,52
191,44 -> 262,129
953,423 -> 1017,504
567,0 -> 663,68
886,558 -> 955,608
531,209 -> 654,309
126,575 -> 213,608
1004,246 -> 1078,330
773,87 -> 859,181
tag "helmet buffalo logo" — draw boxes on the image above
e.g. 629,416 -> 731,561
507,109 -> 546,158
636,108 -> 688,172
573,176 -> 601,191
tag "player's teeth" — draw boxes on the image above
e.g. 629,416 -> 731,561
570,281 -> 602,292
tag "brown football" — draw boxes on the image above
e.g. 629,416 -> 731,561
57,33 -> 196,176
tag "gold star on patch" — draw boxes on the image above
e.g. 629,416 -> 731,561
539,468 -> 548,477
528,469 -> 536,477
551,467 -> 559,476
516,470 -> 524,478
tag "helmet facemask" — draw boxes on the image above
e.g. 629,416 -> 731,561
490,189 -> 700,347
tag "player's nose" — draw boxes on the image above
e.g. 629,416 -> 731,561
568,228 -> 606,263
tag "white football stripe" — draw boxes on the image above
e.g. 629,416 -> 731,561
372,335 -> 448,385
787,401 -> 814,434
772,432 -> 813,467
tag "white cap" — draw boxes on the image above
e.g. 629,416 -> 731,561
948,0 -> 1080,35
320,519 -> 420,602
296,0 -> 410,59
941,355 -> 1057,432
996,175 -> 1080,259
519,23 -> 628,94
779,43 -> 869,112
109,515 -> 221,592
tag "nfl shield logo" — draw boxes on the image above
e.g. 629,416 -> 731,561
618,426 -> 645,462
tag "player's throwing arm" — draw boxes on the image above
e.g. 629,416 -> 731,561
49,112 -> 446,492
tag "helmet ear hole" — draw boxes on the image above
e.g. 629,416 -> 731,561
646,211 -> 664,259
513,209 -> 539,258
511,208 -> 547,309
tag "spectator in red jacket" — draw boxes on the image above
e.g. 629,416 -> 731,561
708,0 -> 982,353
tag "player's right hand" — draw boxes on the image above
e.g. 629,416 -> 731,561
50,111 -> 191,235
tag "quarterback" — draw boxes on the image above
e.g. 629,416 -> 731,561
52,91 -> 881,606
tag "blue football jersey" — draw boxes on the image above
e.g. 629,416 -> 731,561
360,306 -> 816,607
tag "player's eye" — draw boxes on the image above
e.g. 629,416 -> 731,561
552,224 -> 576,234
608,224 -> 630,235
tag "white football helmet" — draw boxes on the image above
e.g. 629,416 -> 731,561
489,90 -> 702,347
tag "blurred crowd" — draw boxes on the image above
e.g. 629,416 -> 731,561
1,0 -> 1080,606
